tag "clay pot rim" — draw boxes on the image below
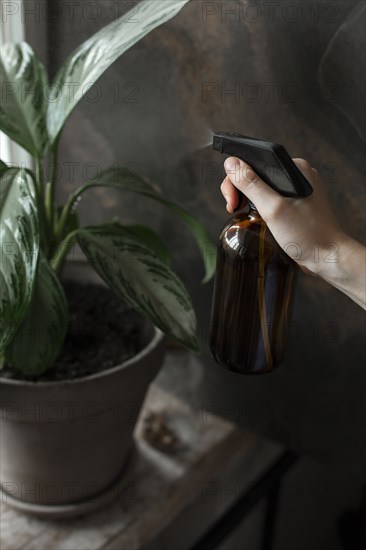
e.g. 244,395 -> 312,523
0,327 -> 165,389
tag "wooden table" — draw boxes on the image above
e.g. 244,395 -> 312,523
1,380 -> 287,550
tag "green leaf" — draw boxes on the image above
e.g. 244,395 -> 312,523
6,256 -> 68,375
47,0 -> 190,144
76,167 -> 216,283
0,168 -> 39,355
77,225 -> 199,352
121,224 -> 171,265
0,160 -> 7,173
0,42 -> 49,157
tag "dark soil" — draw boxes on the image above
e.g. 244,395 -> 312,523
1,282 -> 147,382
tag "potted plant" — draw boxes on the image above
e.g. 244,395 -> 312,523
0,0 -> 214,517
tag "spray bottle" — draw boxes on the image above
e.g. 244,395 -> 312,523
209,132 -> 313,374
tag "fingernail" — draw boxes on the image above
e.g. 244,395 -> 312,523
224,157 -> 240,172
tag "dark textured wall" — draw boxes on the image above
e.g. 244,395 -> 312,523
27,0 -> 366,473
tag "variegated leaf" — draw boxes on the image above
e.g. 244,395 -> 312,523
6,255 -> 68,375
0,168 -> 39,355
122,224 -> 171,265
0,42 -> 49,157
77,225 -> 199,352
78,167 -> 216,282
47,0 -> 190,143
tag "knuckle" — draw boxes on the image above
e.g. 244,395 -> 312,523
243,166 -> 259,183
245,178 -> 261,196
240,166 -> 261,191
265,198 -> 287,221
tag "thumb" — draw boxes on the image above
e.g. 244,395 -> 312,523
224,156 -> 282,219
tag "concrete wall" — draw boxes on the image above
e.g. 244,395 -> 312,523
27,0 -> 365,473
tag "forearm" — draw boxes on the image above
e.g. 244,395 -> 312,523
317,234 -> 366,310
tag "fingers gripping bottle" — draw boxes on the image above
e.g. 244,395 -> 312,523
209,133 -> 313,374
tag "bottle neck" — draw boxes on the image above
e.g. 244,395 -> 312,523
248,201 -> 261,220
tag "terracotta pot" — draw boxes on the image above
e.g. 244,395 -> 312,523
0,262 -> 166,517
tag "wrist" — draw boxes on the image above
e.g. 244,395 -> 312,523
314,232 -> 352,283
318,233 -> 366,309
292,229 -> 365,309
296,232 -> 348,280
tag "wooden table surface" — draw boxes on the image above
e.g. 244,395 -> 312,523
1,382 -> 283,550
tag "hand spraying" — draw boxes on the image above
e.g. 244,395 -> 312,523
209,132 -> 313,374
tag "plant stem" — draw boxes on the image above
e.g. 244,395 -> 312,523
44,181 -> 53,227
46,139 -> 59,232
50,229 -> 79,273
54,182 -> 95,241
26,167 -> 42,216
35,157 -> 44,196
33,159 -> 51,256
55,199 -> 72,242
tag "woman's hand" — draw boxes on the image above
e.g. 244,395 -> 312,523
221,156 -> 366,309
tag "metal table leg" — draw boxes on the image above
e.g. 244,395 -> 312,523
191,451 -> 298,550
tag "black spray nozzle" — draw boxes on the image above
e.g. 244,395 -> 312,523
212,131 -> 313,199
213,132 -> 258,157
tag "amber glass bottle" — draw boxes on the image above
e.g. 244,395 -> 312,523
209,203 -> 298,374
